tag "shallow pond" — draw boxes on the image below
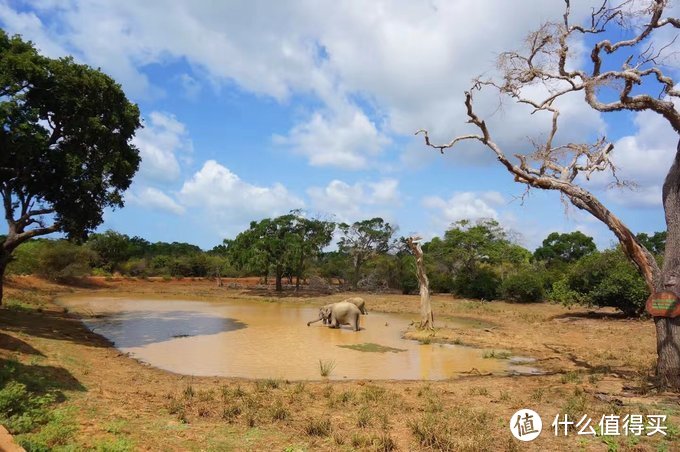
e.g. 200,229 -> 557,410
59,296 -> 537,380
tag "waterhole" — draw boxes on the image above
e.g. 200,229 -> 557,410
58,296 -> 537,380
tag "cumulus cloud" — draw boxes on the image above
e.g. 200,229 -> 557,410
422,191 -> 506,231
307,178 -> 400,222
274,108 -> 389,170
584,95 -> 679,208
1,0 -> 606,169
179,160 -> 304,226
133,111 -> 192,183
126,186 -> 185,215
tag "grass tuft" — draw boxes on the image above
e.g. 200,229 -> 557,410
319,359 -> 336,377
304,417 -> 332,437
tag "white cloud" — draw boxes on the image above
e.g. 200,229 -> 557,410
422,191 -> 506,231
126,186 -> 185,215
274,108 -> 389,170
0,3 -> 68,57
178,73 -> 201,99
134,111 -> 192,183
1,0 -> 606,169
584,95 -> 679,208
307,178 -> 400,222
179,160 -> 304,228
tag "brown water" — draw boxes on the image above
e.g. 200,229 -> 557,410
59,296 -> 537,380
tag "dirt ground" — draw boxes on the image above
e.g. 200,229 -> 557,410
1,275 -> 679,451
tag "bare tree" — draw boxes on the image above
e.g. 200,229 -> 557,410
406,236 -> 434,330
418,0 -> 680,389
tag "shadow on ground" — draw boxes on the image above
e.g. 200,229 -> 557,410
0,308 -> 111,348
0,332 -> 45,356
549,311 -> 631,321
0,358 -> 86,393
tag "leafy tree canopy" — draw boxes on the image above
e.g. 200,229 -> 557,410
636,231 -> 666,256
534,231 -> 597,264
0,31 -> 141,301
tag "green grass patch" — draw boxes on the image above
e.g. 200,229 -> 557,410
337,343 -> 406,353
16,407 -> 78,451
482,350 -> 511,359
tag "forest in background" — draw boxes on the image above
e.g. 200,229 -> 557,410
4,212 -> 666,316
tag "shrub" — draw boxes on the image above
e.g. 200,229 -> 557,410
452,267 -> 500,300
6,240 -> 49,275
548,248 -> 649,316
500,269 -> 544,302
427,269 -> 453,293
0,381 -> 56,434
119,258 -> 149,277
35,241 -> 96,281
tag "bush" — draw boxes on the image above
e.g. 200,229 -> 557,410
0,381 -> 55,434
6,240 -> 50,275
548,248 -> 649,316
119,258 -> 149,276
428,269 -> 453,293
500,269 -> 544,302
452,267 -> 500,300
35,241 -> 96,281
590,263 -> 648,316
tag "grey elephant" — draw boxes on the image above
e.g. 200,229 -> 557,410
307,297 -> 368,326
307,301 -> 362,331
307,304 -> 334,326
342,297 -> 368,315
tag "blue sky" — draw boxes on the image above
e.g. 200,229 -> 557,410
1,0 -> 678,251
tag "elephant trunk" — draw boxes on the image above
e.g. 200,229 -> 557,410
307,318 -> 323,326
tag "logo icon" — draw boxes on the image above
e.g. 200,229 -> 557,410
510,409 -> 542,441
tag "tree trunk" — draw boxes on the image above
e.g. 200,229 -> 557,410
275,265 -> 283,292
215,267 -> 223,287
352,254 -> 363,291
296,252 -> 304,290
657,138 -> 680,390
407,237 -> 434,330
0,253 -> 7,306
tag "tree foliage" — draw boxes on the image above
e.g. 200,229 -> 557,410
534,231 -> 596,264
0,31 -> 141,301
337,218 -> 396,289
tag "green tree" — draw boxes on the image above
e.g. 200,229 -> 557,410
636,232 -> 667,256
86,230 -> 133,273
337,218 -> 396,289
534,231 -> 596,264
0,32 -> 141,302
227,214 -> 298,291
288,213 -> 335,289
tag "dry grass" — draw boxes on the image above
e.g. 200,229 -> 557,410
1,276 -> 678,451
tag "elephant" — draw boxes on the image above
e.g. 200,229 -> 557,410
306,297 -> 368,327
307,304 -> 334,326
342,297 -> 368,315
307,301 -> 362,331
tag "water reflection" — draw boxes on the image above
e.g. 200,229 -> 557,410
86,311 -> 246,348
59,296 -> 531,380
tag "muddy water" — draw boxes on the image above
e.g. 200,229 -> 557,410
59,297 -> 536,380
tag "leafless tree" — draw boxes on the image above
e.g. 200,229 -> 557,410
418,0 -> 680,389
406,236 -> 434,330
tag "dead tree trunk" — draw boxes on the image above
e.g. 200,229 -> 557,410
658,139 -> 680,390
215,267 -> 223,287
407,236 -> 434,330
